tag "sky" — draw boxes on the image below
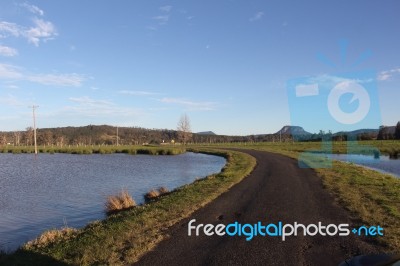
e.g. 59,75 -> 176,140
0,0 -> 399,135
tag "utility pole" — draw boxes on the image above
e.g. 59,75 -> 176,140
116,126 -> 119,146
30,105 -> 39,155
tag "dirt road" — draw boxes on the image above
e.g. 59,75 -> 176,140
136,150 -> 381,266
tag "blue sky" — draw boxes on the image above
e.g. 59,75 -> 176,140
0,1 -> 399,135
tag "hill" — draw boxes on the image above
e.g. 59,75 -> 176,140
196,131 -> 217,135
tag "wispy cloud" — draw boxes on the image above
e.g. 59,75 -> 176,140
119,90 -> 161,96
0,94 -> 24,107
159,5 -> 172,13
0,64 -> 23,79
28,73 -> 85,86
0,3 -> 57,47
0,45 -> 18,56
69,96 -> 113,106
160,97 -> 217,111
0,21 -> 22,37
0,63 -> 85,87
25,18 -> 57,46
249,12 -> 264,22
20,3 -> 44,16
152,15 -> 169,24
378,68 -> 400,81
64,96 -> 143,117
307,74 -> 373,85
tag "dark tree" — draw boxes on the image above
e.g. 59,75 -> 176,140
395,121 -> 400,140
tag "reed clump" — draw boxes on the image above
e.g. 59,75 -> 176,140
144,187 -> 169,201
105,190 -> 136,214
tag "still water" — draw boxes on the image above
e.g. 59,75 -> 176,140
0,152 -> 226,251
328,154 -> 400,177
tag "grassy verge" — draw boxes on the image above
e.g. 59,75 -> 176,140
218,142 -> 400,252
0,145 -> 185,155
194,140 -> 400,156
0,149 -> 256,265
317,161 -> 400,251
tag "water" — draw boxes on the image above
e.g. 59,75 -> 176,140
0,152 -> 226,251
327,154 -> 400,177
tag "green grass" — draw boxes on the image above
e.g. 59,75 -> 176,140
0,149 -> 256,265
0,145 -> 186,156
316,162 -> 400,251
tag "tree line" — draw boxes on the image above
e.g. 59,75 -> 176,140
377,122 -> 400,140
0,121 -> 399,147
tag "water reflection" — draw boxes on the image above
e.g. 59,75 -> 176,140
328,154 -> 400,177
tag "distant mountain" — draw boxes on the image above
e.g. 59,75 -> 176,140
275,126 -> 312,136
196,131 -> 217,135
334,129 -> 379,136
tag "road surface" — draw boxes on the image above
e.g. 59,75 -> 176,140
136,150 -> 381,266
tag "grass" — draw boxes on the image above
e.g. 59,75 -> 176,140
0,149 -> 256,265
23,228 -> 78,250
105,190 -> 136,214
317,161 -> 400,250
0,145 -> 186,156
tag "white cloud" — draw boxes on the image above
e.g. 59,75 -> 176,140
69,96 -> 113,106
0,63 -> 85,87
5,84 -> 19,89
0,22 -> 22,37
65,96 -> 143,117
307,74 -> 373,86
160,97 -> 217,111
146,26 -> 157,31
159,5 -> 172,13
0,64 -> 23,79
0,17 -> 57,47
28,73 -> 85,87
119,90 -> 161,96
152,15 -> 169,24
26,18 -> 57,46
378,68 -> 400,81
0,45 -> 18,56
249,12 -> 264,22
20,3 -> 44,16
0,94 -> 23,106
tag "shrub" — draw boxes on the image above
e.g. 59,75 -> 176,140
105,190 -> 136,214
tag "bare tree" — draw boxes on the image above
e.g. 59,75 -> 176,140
13,131 -> 21,146
177,113 -> 192,145
0,134 -> 7,146
24,127 -> 33,146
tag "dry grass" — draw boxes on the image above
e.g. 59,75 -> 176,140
158,186 -> 169,194
144,187 -> 169,201
24,227 -> 77,250
144,189 -> 160,201
105,190 -> 136,214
